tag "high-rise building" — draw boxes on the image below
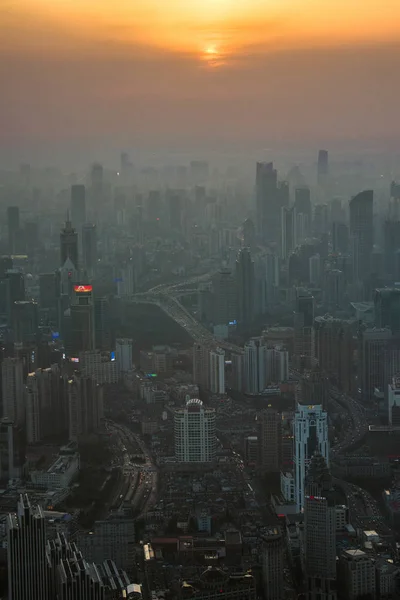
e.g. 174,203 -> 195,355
349,190 -> 374,282
192,343 -> 210,389
174,398 -> 216,462
244,337 -> 267,395
212,268 -> 237,326
256,161 -> 278,243
25,366 -> 69,443
0,418 -> 25,482
60,219 -> 79,269
338,549 -> 375,600
7,206 -> 20,255
374,288 -> 400,335
359,327 -> 392,401
317,150 -> 329,186
6,269 -> 25,306
94,296 -> 112,350
67,374 -> 103,442
281,206 -> 297,260
262,527 -> 284,600
236,247 -> 255,326
383,219 -> 400,278
56,552 -> 105,599
70,185 -> 86,232
266,346 -> 289,383
388,375 -> 400,426
82,223 -> 97,272
259,409 -> 281,472
39,272 -> 60,313
12,300 -> 38,344
1,357 -> 24,425
70,284 -> 95,354
209,348 -> 225,394
294,403 -> 329,511
116,338 -> 133,374
48,533 -> 133,600
314,316 -> 354,393
294,289 -> 315,369
7,494 -> 49,600
231,351 -> 245,392
304,454 -> 337,600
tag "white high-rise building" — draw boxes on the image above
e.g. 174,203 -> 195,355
294,403 -> 329,511
116,338 -> 133,374
209,348 -> 225,394
1,358 -> 24,425
244,337 -> 267,394
174,399 -> 216,462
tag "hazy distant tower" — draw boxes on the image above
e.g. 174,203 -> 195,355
60,219 -> 78,270
317,150 -> 329,186
349,190 -> 374,282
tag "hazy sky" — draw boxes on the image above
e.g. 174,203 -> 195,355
1,0 -> 400,166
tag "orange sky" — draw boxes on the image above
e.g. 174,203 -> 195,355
3,0 -> 400,61
1,0 -> 400,163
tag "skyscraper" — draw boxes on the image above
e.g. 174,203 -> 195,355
293,403 -> 329,511
209,347 -> 225,394
244,337 -> 267,395
304,454 -> 337,600
82,223 -> 97,272
7,206 -> 20,255
192,343 -> 210,389
383,219 -> 400,278
60,219 -> 79,270
68,374 -> 103,442
359,327 -> 392,401
70,184 -> 86,231
294,289 -> 315,369
256,161 -> 278,243
262,527 -> 284,600
259,409 -> 281,472
12,300 -> 38,344
116,338 -> 133,374
281,206 -> 297,260
212,268 -> 237,327
94,296 -> 112,350
317,149 -> 329,186
174,398 -> 216,462
1,357 -> 24,426
25,366 -> 69,444
349,190 -> 374,282
7,494 -> 49,600
236,247 -> 255,326
70,284 -> 95,354
374,288 -> 400,335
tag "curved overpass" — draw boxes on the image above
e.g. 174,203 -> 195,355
130,290 -> 242,354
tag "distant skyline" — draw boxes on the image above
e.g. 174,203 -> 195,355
1,1 -> 400,166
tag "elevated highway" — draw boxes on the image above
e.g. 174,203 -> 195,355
130,286 -> 242,354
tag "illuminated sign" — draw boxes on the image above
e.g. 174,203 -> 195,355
70,357 -> 80,363
110,351 -> 116,362
228,320 -> 237,326
74,285 -> 92,293
52,331 -> 60,339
